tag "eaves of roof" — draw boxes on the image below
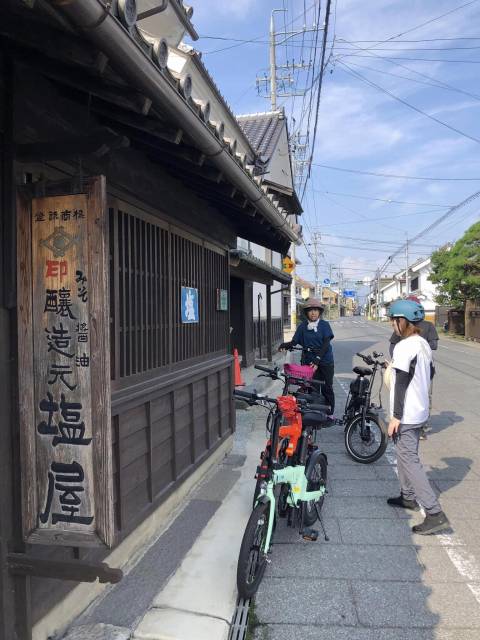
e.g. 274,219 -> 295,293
230,250 -> 292,285
169,0 -> 199,40
178,45 -> 257,161
50,0 -> 300,248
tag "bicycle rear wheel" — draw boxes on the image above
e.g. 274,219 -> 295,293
237,501 -> 272,599
344,413 -> 387,464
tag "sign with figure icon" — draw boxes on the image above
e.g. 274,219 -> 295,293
181,286 -> 199,323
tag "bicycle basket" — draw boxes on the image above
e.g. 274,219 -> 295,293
284,363 -> 314,380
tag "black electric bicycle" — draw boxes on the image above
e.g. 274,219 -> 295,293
343,351 -> 388,464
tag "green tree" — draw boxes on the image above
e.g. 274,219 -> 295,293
429,221 -> 480,307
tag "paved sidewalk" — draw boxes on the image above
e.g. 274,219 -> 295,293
64,366 -> 280,640
251,321 -> 480,640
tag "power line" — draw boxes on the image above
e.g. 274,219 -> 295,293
312,163 -> 480,181
380,189 -> 480,271
337,60 -> 480,146
340,58 -> 480,103
335,44 -> 480,51
301,0 -> 333,199
321,209 -> 444,227
339,53 -> 480,64
315,189 -> 453,208
335,0 -> 480,61
320,233 -> 441,247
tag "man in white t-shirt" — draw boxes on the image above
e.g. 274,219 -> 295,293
386,300 -> 450,536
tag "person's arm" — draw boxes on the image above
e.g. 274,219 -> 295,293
312,337 -> 332,363
388,343 -> 415,436
427,323 -> 439,350
279,324 -> 302,350
389,332 -> 401,358
392,369 -> 411,419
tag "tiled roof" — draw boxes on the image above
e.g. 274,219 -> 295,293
236,111 -> 285,163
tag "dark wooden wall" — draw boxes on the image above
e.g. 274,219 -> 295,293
1,62 -> 236,631
108,197 -> 233,534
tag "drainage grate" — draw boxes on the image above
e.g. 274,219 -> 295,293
228,597 -> 251,640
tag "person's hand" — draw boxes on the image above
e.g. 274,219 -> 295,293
388,417 -> 401,438
279,341 -> 292,352
309,363 -> 318,372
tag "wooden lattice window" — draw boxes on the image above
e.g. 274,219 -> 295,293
109,201 -> 229,382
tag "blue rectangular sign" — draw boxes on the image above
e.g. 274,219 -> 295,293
343,290 -> 356,298
181,286 -> 199,323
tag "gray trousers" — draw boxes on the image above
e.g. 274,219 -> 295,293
396,424 -> 441,515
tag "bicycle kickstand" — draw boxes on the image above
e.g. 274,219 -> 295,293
315,503 -> 329,542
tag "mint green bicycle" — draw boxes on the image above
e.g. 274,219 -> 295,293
234,389 -> 335,599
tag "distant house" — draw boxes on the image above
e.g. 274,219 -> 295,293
296,276 -> 315,301
379,257 -> 439,322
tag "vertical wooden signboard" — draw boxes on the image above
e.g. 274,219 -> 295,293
17,176 -> 114,547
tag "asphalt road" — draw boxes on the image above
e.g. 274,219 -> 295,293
253,317 -> 480,640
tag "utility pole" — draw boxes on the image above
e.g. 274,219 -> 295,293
376,269 -> 381,321
405,234 -> 410,297
290,243 -> 296,333
269,10 -> 279,110
327,263 -> 333,320
311,231 -> 323,301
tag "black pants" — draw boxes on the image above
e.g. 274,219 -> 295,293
314,362 -> 335,413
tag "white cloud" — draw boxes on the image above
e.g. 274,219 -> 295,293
193,0 -> 256,22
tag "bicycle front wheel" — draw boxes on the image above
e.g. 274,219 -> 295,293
344,413 -> 387,464
237,501 -> 272,599
303,452 -> 328,526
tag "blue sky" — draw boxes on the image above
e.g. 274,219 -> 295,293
187,1 -> 480,295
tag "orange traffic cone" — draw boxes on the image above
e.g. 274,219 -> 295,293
233,348 -> 245,386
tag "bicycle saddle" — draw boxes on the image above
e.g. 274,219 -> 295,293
353,366 -> 373,376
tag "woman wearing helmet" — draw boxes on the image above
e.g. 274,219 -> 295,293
279,298 -> 335,414
386,299 -> 449,535
389,295 -> 439,440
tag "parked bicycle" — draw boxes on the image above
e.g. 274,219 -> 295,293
343,351 -> 388,464
251,359 -> 329,507
233,389 -> 337,598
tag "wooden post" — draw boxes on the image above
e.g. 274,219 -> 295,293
266,284 -> 272,363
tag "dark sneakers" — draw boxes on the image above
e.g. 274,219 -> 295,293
412,511 -> 450,535
387,495 -> 420,511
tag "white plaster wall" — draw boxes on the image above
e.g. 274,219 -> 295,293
266,125 -> 293,191
250,243 -> 266,262
272,251 -> 282,269
252,282 -> 267,318
271,280 -> 282,316
251,281 -> 282,318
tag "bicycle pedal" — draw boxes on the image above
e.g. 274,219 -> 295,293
302,528 -> 318,542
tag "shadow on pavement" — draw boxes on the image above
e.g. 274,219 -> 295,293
429,410 -> 464,435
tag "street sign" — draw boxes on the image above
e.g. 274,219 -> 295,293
343,290 -> 356,298
323,278 -> 330,285
282,256 -> 295,273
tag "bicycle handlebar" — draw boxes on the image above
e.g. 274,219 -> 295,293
233,390 -> 277,404
254,364 -> 280,378
356,352 -> 386,367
